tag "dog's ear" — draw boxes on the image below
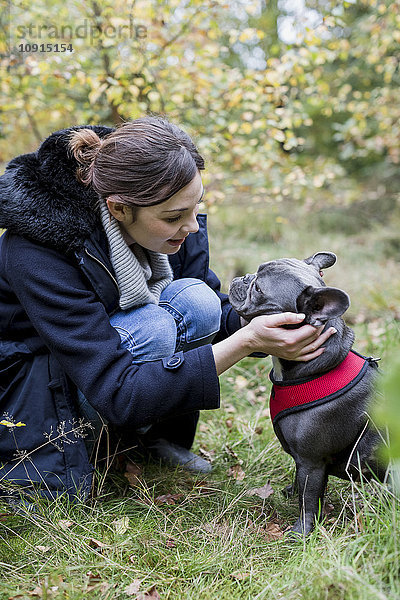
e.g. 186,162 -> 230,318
296,286 -> 350,326
304,252 -> 337,271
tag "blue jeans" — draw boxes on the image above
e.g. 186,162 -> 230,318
110,278 -> 222,361
77,278 -> 222,451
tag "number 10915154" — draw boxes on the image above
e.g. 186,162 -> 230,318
18,43 -> 73,52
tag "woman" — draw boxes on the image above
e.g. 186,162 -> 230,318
0,117 -> 334,502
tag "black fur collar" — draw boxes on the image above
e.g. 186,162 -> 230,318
0,125 -> 114,254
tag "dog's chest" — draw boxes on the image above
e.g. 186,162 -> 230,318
269,351 -> 370,424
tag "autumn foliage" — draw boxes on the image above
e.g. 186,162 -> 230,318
1,0 -> 399,205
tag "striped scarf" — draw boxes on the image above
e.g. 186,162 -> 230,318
99,202 -> 173,310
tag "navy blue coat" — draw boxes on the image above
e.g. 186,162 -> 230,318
0,126 -> 241,500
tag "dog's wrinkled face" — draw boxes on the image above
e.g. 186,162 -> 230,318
229,252 -> 350,326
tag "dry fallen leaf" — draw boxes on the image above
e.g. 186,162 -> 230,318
254,426 -> 263,435
126,461 -> 142,474
224,445 -> 242,462
229,572 -> 250,581
323,502 -> 334,515
228,464 -> 246,481
123,579 -> 141,596
87,581 -> 111,593
225,418 -> 233,430
198,446 -> 214,462
247,481 -> 274,500
86,571 -> 102,592
137,585 -> 161,599
86,571 -> 102,584
88,537 -> 109,550
265,521 -> 284,540
11,577 -> 63,599
27,586 -> 43,597
43,587 -> 58,595
193,480 -> 216,496
35,546 -> 51,553
57,519 -> 73,530
356,512 -> 365,532
155,493 -> 183,505
204,520 -> 232,538
124,461 -> 142,487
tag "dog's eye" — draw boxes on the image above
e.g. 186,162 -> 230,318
319,270 -> 324,277
254,281 -> 261,293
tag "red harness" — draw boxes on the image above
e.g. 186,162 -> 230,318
269,351 -> 370,424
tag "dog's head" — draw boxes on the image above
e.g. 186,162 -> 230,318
229,252 -> 350,326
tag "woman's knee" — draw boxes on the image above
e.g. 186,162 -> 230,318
110,304 -> 177,362
159,278 -> 222,344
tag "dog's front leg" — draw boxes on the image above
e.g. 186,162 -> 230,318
291,461 -> 328,536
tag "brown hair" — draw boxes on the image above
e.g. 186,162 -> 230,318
68,117 -> 205,207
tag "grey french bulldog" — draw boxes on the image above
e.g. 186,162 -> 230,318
229,252 -> 386,536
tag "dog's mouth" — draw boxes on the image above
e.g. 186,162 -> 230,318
228,284 -> 247,307
229,275 -> 254,308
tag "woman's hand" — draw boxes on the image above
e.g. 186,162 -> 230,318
212,312 -> 336,376
241,313 -> 337,362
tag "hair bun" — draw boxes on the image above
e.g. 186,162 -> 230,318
68,128 -> 103,186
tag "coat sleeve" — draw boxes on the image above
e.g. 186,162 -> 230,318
4,235 -> 220,429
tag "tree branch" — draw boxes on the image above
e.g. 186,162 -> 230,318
23,98 -> 42,142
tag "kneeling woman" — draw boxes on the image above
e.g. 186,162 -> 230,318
0,118 -> 333,501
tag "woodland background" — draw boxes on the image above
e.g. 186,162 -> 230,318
0,1 -> 399,598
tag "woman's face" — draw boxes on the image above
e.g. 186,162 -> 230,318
107,172 -> 204,254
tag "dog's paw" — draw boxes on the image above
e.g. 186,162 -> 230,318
287,516 -> 316,539
284,528 -> 305,543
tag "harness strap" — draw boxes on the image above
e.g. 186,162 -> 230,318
270,351 -> 368,423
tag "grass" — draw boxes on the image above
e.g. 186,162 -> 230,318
1,392 -> 398,599
1,195 -> 399,599
1,447 -> 398,599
